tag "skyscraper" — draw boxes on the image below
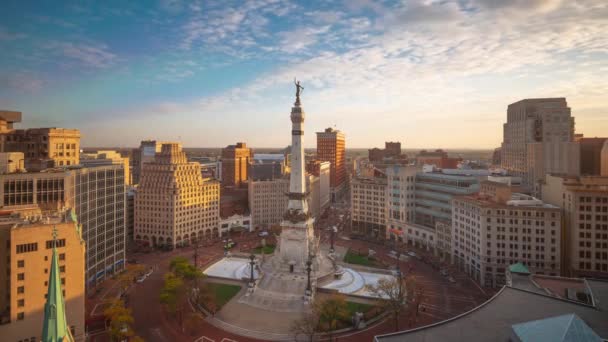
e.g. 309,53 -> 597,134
132,140 -> 165,185
134,143 -> 220,248
500,98 -> 578,191
316,127 -> 345,202
221,142 -> 252,187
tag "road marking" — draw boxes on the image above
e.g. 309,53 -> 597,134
194,337 -> 215,342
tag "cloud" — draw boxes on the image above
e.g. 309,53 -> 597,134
0,28 -> 27,41
45,41 -> 117,68
0,72 -> 45,92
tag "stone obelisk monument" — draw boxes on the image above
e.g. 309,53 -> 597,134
278,79 -> 316,273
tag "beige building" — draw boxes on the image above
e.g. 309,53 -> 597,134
132,140 -> 165,185
249,177 -> 290,230
385,165 -> 418,242
0,110 -> 80,171
135,143 -> 220,247
351,176 -> 388,239
0,152 -> 25,173
81,150 -> 131,185
0,208 -> 85,341
542,174 -> 608,277
453,181 -> 562,287
0,164 -> 128,287
500,98 -> 578,192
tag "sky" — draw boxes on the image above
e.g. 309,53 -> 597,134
0,0 -> 607,149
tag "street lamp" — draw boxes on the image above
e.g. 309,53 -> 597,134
330,226 -> 337,253
249,254 -> 256,284
306,258 -> 312,295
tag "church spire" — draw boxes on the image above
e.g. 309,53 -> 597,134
42,226 -> 74,342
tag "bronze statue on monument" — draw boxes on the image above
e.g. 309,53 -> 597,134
294,78 -> 304,105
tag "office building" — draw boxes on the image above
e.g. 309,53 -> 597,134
81,150 -> 131,185
0,208 -> 85,341
306,160 -> 331,213
385,165 -> 418,242
351,176 -> 387,239
316,127 -> 346,201
542,174 -> 608,277
500,98 -> 578,190
452,181 -> 561,287
126,186 -> 136,243
250,154 -> 285,181
579,137 -> 608,176
221,142 -> 252,187
0,111 -> 80,171
132,140 -> 165,185
248,177 -> 290,230
135,143 -> 220,247
0,152 -> 25,173
0,164 -> 127,286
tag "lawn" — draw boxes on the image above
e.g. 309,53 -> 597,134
253,245 -> 276,254
346,301 -> 374,316
206,283 -> 241,308
343,250 -> 374,266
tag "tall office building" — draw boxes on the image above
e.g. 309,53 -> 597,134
316,128 -> 346,201
0,208 -> 85,341
453,181 -> 562,287
81,150 -> 131,185
248,177 -> 290,230
0,110 -> 80,170
135,143 -> 220,247
351,176 -> 388,239
385,165 -> 418,241
542,174 -> 608,277
221,142 -> 252,187
132,140 -> 165,185
500,98 -> 578,191
0,164 -> 127,287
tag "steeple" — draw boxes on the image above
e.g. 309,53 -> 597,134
42,226 -> 74,342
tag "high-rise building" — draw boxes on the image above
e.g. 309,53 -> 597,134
602,140 -> 608,176
542,174 -> 608,277
221,142 -> 252,187
500,98 -> 578,190
81,150 -> 131,185
579,137 -> 608,176
351,176 -> 387,239
248,177 -> 290,230
415,149 -> 461,169
134,143 -> 220,247
385,165 -> 418,241
306,160 -> 331,213
132,140 -> 165,185
0,208 -> 85,341
0,110 -> 81,171
316,127 -> 346,202
0,165 -> 127,287
452,181 -> 562,287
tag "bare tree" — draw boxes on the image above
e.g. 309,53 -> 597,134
365,275 -> 407,331
291,311 -> 320,342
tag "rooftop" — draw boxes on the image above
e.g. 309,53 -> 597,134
511,314 -> 602,342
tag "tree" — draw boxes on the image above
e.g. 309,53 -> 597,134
291,311 -> 320,342
117,264 -> 146,295
405,276 -> 424,325
160,272 -> 187,328
366,275 -> 407,331
103,299 -> 135,342
314,294 -> 350,341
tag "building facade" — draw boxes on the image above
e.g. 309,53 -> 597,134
81,150 -> 131,185
453,182 -> 561,287
0,210 -> 85,341
135,143 -> 220,247
132,140 -> 165,185
221,142 -> 252,187
415,149 -> 461,169
316,128 -> 346,201
385,165 -> 418,242
0,165 -> 127,287
542,174 -> 608,278
248,177 -> 290,230
500,98 -> 578,190
351,176 -> 387,239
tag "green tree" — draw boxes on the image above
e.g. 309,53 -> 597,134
315,294 -> 350,341
160,272 -> 186,326
103,299 -> 135,342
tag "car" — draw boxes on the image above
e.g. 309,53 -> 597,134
258,231 -> 269,237
146,268 -> 154,277
448,276 -> 456,283
407,251 -> 417,257
440,269 -> 449,277
136,275 -> 146,283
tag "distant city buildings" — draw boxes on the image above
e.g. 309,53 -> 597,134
368,141 -> 404,162
135,143 -> 220,248
81,150 -> 131,185
415,149 -> 461,169
453,181 -> 561,287
0,110 -> 81,171
316,128 -> 346,202
351,176 -> 387,239
542,174 -> 608,278
0,208 -> 85,341
221,142 -> 252,188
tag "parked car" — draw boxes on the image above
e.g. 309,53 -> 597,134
136,275 -> 146,283
440,269 -> 449,277
258,231 -> 269,237
448,276 -> 456,283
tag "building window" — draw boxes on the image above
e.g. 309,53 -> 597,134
17,273 -> 25,281
17,260 -> 25,268
17,312 -> 24,320
17,286 -> 24,294
17,299 -> 24,307
46,239 -> 66,249
16,243 -> 38,254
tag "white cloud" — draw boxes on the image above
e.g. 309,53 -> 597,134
46,41 -> 117,68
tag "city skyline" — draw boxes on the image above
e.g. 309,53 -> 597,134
1,1 -> 607,148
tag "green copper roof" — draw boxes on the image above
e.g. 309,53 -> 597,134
509,262 -> 531,275
41,227 -> 74,342
511,314 -> 602,342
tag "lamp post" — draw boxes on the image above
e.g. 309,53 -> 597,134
306,258 -> 312,295
249,254 -> 256,284
330,226 -> 337,253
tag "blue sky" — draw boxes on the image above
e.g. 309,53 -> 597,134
1,0 -> 607,148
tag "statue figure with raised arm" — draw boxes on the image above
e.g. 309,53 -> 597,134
294,78 -> 304,105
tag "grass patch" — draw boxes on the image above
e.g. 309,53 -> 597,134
206,283 -> 241,308
253,245 -> 276,254
346,301 -> 374,315
344,250 -> 374,266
